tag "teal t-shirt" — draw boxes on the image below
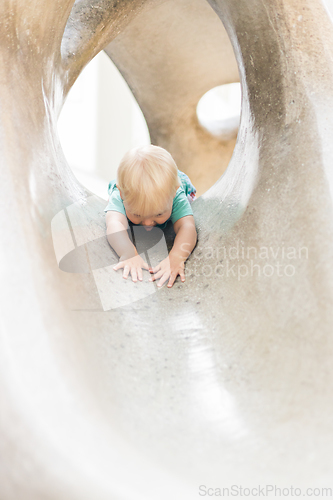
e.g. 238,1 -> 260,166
104,170 -> 196,229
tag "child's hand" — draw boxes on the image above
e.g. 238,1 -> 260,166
149,254 -> 186,288
113,254 -> 150,282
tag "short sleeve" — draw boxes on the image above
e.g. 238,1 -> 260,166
177,170 -> 196,197
104,181 -> 126,215
170,187 -> 193,224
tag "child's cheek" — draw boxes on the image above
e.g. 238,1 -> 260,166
126,212 -> 139,224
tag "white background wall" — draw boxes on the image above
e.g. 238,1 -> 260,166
57,51 -> 150,200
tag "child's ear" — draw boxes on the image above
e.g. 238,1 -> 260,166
116,184 -> 123,200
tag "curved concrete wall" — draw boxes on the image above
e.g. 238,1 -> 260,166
1,0 -> 333,499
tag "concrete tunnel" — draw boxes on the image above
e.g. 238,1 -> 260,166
1,0 -> 333,498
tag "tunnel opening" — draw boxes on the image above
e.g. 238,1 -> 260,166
59,0 -> 241,200
197,83 -> 241,142
57,50 -> 150,200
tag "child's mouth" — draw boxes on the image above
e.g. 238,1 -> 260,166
143,226 -> 154,231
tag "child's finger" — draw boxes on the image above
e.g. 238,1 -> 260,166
142,261 -> 150,271
122,265 -> 130,279
157,272 -> 170,287
149,269 -> 163,282
179,269 -> 186,282
131,268 -> 138,282
151,264 -> 160,274
137,267 -> 143,281
167,273 -> 177,288
113,262 -> 124,271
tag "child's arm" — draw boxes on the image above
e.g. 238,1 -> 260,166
150,215 -> 197,288
106,211 -> 150,282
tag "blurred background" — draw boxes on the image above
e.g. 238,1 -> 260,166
57,51 -> 241,201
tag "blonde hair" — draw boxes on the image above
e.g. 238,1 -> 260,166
117,145 -> 181,216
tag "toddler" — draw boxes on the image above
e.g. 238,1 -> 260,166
104,145 -> 197,288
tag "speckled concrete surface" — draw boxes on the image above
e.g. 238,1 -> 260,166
1,1 -> 333,499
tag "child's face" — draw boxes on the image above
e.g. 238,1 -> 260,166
124,197 -> 174,231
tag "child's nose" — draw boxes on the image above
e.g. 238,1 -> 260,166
142,219 -> 154,226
